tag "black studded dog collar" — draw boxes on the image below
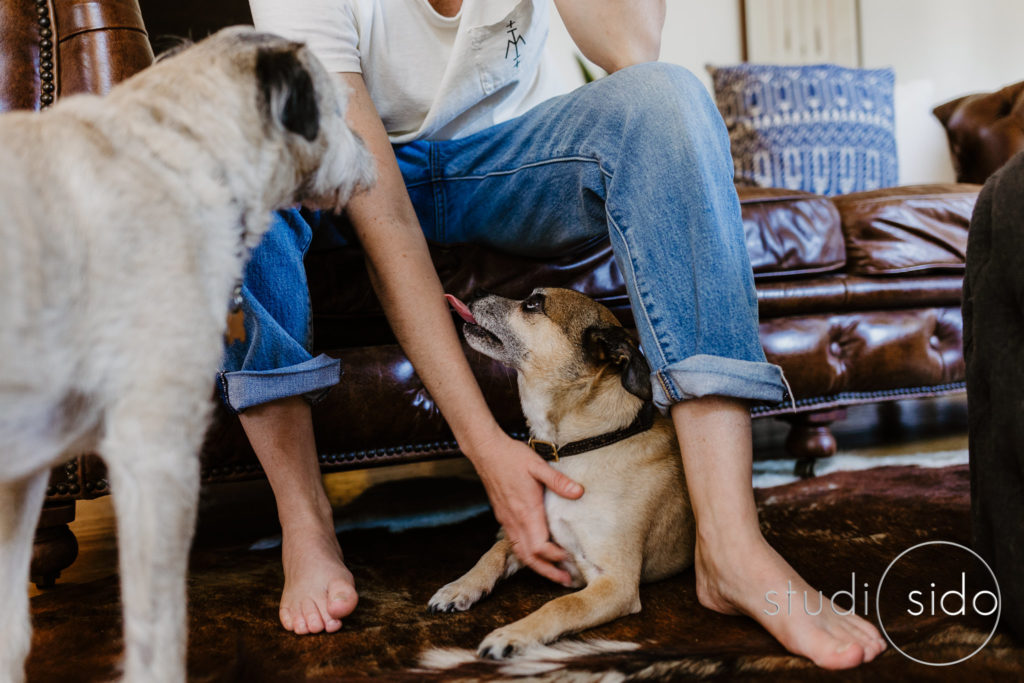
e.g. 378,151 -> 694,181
527,402 -> 655,462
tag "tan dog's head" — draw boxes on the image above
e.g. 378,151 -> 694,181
460,288 -> 652,403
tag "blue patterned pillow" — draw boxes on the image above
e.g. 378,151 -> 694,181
708,63 -> 898,196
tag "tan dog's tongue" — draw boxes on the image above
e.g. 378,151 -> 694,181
445,294 -> 478,324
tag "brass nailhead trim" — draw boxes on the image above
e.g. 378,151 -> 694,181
37,0 -> 55,109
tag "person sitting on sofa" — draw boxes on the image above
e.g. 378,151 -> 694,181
222,0 -> 887,668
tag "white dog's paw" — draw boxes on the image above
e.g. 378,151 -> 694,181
477,626 -> 537,660
427,580 -> 491,613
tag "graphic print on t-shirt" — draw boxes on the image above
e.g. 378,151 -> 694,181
505,19 -> 526,67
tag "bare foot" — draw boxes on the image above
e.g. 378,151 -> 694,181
278,519 -> 358,635
695,531 -> 887,669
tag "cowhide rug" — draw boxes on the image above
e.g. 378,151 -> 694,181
26,464 -> 1024,681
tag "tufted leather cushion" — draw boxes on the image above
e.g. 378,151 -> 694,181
834,184 -> 979,276
933,80 -> 1024,185
760,307 -> 964,399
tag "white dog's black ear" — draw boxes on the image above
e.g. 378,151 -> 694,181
583,326 -> 652,402
256,45 -> 320,141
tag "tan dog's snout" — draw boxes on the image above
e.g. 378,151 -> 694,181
460,288 -> 651,400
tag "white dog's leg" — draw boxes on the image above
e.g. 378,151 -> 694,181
0,471 -> 49,683
102,406 -> 203,683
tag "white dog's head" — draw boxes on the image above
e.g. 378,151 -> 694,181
149,27 -> 376,219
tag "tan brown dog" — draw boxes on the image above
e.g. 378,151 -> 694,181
431,288 -> 695,659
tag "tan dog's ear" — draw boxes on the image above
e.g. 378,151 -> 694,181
582,325 -> 652,402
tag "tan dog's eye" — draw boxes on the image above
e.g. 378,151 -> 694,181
521,292 -> 545,314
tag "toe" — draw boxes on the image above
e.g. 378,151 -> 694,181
844,617 -> 885,661
302,599 -> 325,634
292,616 -> 309,635
815,639 -> 865,670
327,578 -> 358,620
324,617 -> 342,633
279,607 -> 295,632
858,628 -> 886,661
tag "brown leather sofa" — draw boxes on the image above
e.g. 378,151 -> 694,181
934,80 -> 1024,185
4,0 -> 984,586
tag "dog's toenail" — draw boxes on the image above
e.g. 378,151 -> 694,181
480,647 -> 493,659
503,644 -> 514,658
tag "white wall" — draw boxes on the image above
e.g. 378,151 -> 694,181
860,0 -> 1024,104
550,0 -> 1024,185
546,0 -> 744,92
861,0 -> 1024,183
556,0 -> 1024,102
659,0 -> 744,89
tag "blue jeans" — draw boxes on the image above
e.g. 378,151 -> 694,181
219,62 -> 786,412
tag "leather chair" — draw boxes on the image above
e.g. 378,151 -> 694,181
3,0 -> 978,586
934,80 -> 1024,185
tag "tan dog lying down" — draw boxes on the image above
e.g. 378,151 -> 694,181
432,288 -> 695,658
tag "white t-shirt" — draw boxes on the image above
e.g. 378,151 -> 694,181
249,0 -> 569,143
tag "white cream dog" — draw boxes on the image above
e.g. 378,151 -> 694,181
0,27 -> 373,683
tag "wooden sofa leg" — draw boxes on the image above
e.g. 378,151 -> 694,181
31,502 -> 79,589
782,409 -> 846,478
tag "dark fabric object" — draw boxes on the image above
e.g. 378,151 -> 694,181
964,148 -> 1024,640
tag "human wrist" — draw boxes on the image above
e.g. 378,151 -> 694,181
454,418 -> 510,465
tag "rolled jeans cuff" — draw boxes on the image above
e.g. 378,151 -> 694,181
218,354 -> 342,413
652,354 -> 787,411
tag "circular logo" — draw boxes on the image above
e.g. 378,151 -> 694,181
875,541 -> 1001,666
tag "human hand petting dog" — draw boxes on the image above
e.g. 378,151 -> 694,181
466,428 -> 584,587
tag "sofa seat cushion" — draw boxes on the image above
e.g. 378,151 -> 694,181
738,187 -> 845,279
834,184 -> 979,276
308,187 -> 847,348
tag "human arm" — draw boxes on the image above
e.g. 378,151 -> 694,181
553,0 -> 665,73
337,72 -> 583,585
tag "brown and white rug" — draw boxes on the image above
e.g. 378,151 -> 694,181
26,463 -> 1024,681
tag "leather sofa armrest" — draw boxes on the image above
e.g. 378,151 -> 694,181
0,0 -> 154,113
56,0 -> 154,98
933,80 -> 1024,185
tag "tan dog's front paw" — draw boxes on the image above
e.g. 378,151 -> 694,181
477,626 -> 537,660
427,580 -> 491,613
